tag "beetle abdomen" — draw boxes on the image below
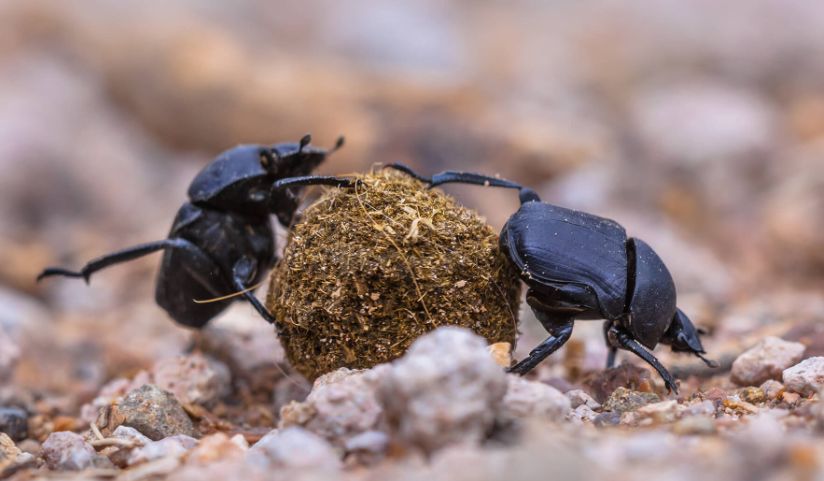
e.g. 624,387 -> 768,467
502,202 -> 628,320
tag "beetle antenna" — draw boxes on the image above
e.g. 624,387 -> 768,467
330,136 -> 345,153
298,134 -> 312,153
192,279 -> 266,304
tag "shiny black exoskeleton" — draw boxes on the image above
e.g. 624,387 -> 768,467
37,135 -> 343,328
381,164 -> 716,393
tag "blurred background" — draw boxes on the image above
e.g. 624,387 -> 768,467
1,0 -> 822,410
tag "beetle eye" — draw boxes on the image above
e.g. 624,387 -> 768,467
259,152 -> 270,170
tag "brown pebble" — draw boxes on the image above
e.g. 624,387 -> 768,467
672,415 -> 717,435
702,387 -> 727,403
738,387 -> 767,404
593,412 -> 622,427
781,391 -> 801,405
602,387 -> 660,414
111,384 -> 197,441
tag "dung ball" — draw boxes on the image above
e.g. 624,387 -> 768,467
267,169 -> 522,380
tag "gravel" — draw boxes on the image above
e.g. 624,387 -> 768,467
565,389 -> 601,410
42,431 -> 111,471
0,328 -> 19,383
782,357 -> 824,396
501,376 -> 571,420
152,353 -> 231,407
247,427 -> 341,471
279,367 -> 387,448
111,384 -> 197,440
601,388 -> 661,414
731,336 -> 806,386
0,407 -> 28,441
0,433 -> 21,472
378,327 -> 508,454
128,434 -> 197,466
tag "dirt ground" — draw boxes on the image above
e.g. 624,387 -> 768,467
1,1 -> 823,480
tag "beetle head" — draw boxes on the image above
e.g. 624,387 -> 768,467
266,135 -> 345,225
661,308 -> 717,367
263,135 -> 345,177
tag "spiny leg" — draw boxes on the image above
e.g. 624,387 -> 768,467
383,163 -> 540,203
604,321 -> 618,368
508,313 -> 574,375
231,257 -> 276,325
606,348 -> 618,369
610,325 -> 678,394
37,239 -> 187,284
271,175 -> 360,192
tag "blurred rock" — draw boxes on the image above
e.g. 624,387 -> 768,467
593,411 -> 622,427
110,384 -> 197,440
42,431 -> 111,471
343,430 -> 388,462
0,433 -> 27,474
378,327 -> 507,454
186,433 -> 246,465
568,405 -> 598,424
633,82 -> 774,167
198,322 -> 290,398
760,380 -> 785,400
247,427 -> 341,471
738,387 -> 767,404
488,342 -> 512,368
0,407 -> 27,442
566,389 -> 601,410
731,413 -> 787,464
731,336 -> 806,386
80,370 -> 151,424
783,357 -> 824,396
602,387 -> 660,414
684,399 -> 717,417
0,328 -> 19,383
272,375 -> 312,414
279,367 -> 386,448
128,434 -> 196,466
764,152 -> 824,274
501,376 -> 570,420
584,364 -> 653,403
672,415 -> 716,435
636,400 -> 684,424
152,353 -> 231,406
104,426 -> 151,467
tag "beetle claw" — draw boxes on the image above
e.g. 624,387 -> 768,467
696,352 -> 719,368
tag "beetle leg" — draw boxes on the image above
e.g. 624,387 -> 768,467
603,321 -> 618,368
507,315 -> 574,375
606,347 -> 618,369
610,326 -> 679,394
271,175 -> 360,192
382,163 -> 433,183
231,257 -> 277,326
383,163 -> 540,203
37,239 -> 187,284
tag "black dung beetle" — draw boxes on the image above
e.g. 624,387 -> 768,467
37,134 -> 344,328
379,163 -> 716,393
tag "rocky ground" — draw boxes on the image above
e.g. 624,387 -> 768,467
6,324 -> 824,481
1,0 -> 824,480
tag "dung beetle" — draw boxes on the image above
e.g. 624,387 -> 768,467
378,163 -> 716,393
37,134 -> 344,328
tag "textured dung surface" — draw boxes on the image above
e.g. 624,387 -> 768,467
267,170 -> 522,380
